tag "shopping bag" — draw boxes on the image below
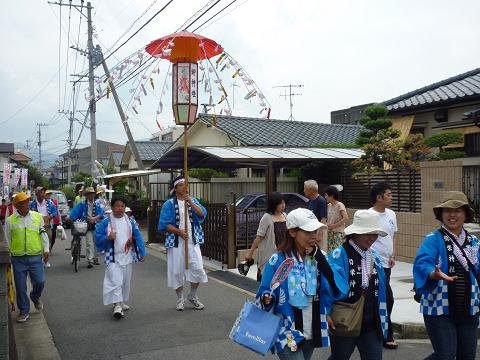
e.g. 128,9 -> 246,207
58,226 -> 67,240
229,301 -> 282,356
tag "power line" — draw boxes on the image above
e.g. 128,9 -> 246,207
192,0 -> 236,32
197,0 -> 250,31
183,0 -> 222,30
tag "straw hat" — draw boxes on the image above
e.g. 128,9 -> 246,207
433,191 -> 474,223
84,187 -> 96,194
344,210 -> 388,236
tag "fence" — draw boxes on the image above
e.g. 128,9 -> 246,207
341,169 -> 421,212
463,165 -> 480,221
149,177 -> 299,202
148,200 -> 235,266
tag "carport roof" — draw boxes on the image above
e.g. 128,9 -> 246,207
151,146 -> 363,169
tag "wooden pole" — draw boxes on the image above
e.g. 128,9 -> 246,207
184,125 -> 189,269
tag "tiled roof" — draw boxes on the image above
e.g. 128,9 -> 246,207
126,141 -> 173,161
384,68 -> 480,112
110,150 -> 124,165
197,114 -> 363,146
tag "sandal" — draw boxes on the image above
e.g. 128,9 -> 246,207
383,341 -> 398,350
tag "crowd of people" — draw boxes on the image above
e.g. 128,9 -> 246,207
2,177 -> 479,360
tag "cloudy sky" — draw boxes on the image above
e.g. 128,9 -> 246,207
1,0 -> 480,164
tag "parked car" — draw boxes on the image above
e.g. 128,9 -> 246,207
235,192 -> 308,248
49,190 -> 70,227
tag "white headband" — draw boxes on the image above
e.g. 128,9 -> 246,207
173,178 -> 185,187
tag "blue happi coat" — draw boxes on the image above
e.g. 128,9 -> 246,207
413,229 -> 480,316
95,216 -> 146,265
68,199 -> 104,222
158,197 -> 207,249
30,199 -> 57,218
256,252 -> 347,353
328,246 -> 389,340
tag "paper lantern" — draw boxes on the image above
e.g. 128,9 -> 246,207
172,62 -> 198,125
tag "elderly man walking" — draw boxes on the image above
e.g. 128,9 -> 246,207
67,187 -> 104,268
4,192 -> 50,323
30,186 -> 57,252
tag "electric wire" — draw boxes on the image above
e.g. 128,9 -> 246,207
182,0 -> 222,31
197,0 -> 250,31
62,2 -> 73,111
192,0 -> 237,32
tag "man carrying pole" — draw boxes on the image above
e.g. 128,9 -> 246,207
158,176 -> 208,311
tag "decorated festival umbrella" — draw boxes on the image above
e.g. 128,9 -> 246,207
145,31 -> 223,268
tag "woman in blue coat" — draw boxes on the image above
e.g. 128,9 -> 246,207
413,191 -> 480,360
96,196 -> 146,319
258,208 -> 346,359
327,209 -> 389,360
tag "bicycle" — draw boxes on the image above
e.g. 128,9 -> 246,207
71,221 -> 88,272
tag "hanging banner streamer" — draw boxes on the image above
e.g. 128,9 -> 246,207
13,168 -> 21,188
21,168 -> 28,188
3,163 -> 11,186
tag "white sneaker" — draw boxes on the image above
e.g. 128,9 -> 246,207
187,296 -> 205,310
45,261 -> 51,268
121,302 -> 130,311
175,298 -> 185,311
113,304 -> 124,319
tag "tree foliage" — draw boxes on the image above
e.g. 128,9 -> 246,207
353,105 -> 430,173
27,164 -> 49,188
188,168 -> 229,181
424,132 -> 463,152
71,172 -> 91,183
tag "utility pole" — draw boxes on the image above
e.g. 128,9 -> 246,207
96,45 -> 145,171
86,2 -> 98,181
273,84 -> 304,120
67,111 -> 74,183
37,123 -> 48,172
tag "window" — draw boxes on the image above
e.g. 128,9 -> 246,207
465,133 -> 480,156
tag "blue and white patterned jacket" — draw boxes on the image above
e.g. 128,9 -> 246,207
68,199 -> 104,222
158,197 -> 207,249
95,216 -> 146,265
256,252 -> 346,353
329,246 -> 389,340
30,199 -> 57,218
413,229 -> 480,316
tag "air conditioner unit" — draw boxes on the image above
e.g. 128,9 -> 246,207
434,109 -> 448,123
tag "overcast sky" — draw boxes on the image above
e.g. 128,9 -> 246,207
1,0 -> 480,164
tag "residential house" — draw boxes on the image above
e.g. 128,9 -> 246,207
150,126 -> 183,142
58,140 -> 123,180
107,150 -> 125,173
118,141 -> 173,194
9,151 -> 31,166
168,113 -> 363,177
0,143 -> 14,176
331,68 -> 480,165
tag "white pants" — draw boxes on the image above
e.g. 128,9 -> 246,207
83,230 -> 96,262
103,262 -> 133,305
167,240 -> 208,290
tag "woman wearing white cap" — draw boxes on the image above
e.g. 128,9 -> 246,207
257,208 -> 345,359
158,176 -> 208,311
327,209 -> 389,360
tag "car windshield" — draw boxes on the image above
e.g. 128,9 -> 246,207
52,193 -> 67,204
235,195 -> 256,209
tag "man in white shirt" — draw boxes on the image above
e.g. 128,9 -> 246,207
369,182 -> 398,350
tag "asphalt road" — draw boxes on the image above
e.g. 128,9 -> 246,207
40,233 -> 476,360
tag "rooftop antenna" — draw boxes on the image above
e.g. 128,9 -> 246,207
273,84 -> 304,120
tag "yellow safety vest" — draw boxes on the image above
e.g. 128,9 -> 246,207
9,211 -> 44,256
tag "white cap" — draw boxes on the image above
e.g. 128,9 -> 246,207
125,207 -> 132,213
344,210 -> 388,236
286,208 -> 326,231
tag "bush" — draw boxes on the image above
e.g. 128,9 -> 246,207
424,132 -> 463,151
436,150 -> 466,160
188,168 -> 228,181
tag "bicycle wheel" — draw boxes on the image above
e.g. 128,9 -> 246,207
72,237 -> 80,272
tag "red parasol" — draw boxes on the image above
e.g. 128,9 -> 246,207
145,31 -> 223,63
